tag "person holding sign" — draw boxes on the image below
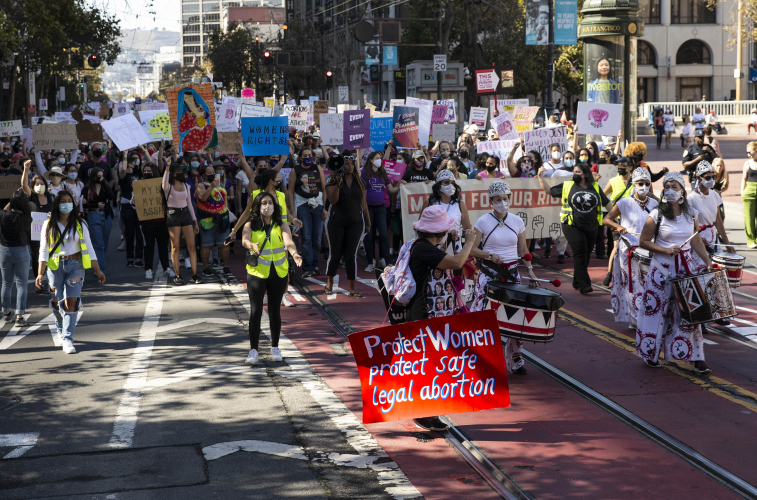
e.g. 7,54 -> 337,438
361,151 -> 399,272
0,191 -> 33,327
476,155 -> 506,180
21,160 -> 51,288
82,168 -> 116,274
139,163 -> 172,280
118,151 -> 145,268
419,169 -> 471,258
196,164 -> 232,277
164,164 -> 202,285
37,192 -> 106,354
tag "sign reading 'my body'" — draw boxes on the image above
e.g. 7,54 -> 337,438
241,116 -> 289,156
343,109 -> 371,149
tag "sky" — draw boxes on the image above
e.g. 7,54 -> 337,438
87,0 -> 182,31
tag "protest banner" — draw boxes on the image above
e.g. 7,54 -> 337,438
382,160 -> 407,182
389,99 -> 404,113
101,114 -> 153,150
72,110 -> 105,144
22,127 -> 33,146
218,131 -> 241,154
400,177 -> 562,242
406,97 -> 433,146
596,164 -> 617,190
32,124 -> 78,150
241,116 -> 289,156
146,102 -> 168,110
576,102 -> 623,136
114,103 -> 130,116
491,112 -> 518,141
241,105 -> 273,118
137,109 -> 172,140
320,113 -> 343,146
392,106 -> 419,149
523,125 -> 568,159
31,212 -> 49,241
132,178 -> 165,221
313,100 -> 329,126
0,120 -> 23,137
489,98 -> 529,116
348,309 -> 510,424
370,116 -> 393,150
328,107 -> 337,113
432,124 -> 456,143
215,104 -> 238,132
0,175 -> 23,200
475,139 -> 520,170
343,109 -> 371,149
512,106 -> 540,137
283,104 -> 309,130
437,99 -> 457,123
469,107 -> 488,128
366,102 -> 377,117
99,104 -> 110,119
166,83 -> 216,153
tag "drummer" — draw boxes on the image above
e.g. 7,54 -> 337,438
602,168 -> 659,328
469,180 -> 538,375
637,172 -> 714,374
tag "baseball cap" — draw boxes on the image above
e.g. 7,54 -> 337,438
412,150 -> 425,159
694,129 -> 705,138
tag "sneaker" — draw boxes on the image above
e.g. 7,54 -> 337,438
693,361 -> 712,374
191,275 -> 204,284
165,268 -> 176,278
223,266 -> 232,276
145,269 -> 154,280
127,260 -> 135,267
134,259 -> 144,267
365,261 -> 375,272
118,242 -> 126,251
62,339 -> 76,354
602,272 -> 612,287
413,416 -> 449,432
377,258 -> 386,269
184,258 -> 191,268
271,347 -> 283,362
580,286 -> 594,295
564,251 -> 572,258
748,243 -> 757,249
645,359 -> 661,368
282,295 -> 294,307
202,268 -> 214,277
174,276 -> 185,286
14,318 -> 29,327
312,270 -> 322,276
714,318 -> 731,326
213,259 -> 220,266
302,271 -> 313,278
244,349 -> 258,365
543,249 -> 551,259
4,313 -> 12,323
557,254 -> 565,264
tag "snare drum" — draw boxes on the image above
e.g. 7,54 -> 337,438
670,269 -> 736,325
632,248 -> 652,284
711,252 -> 745,287
486,282 -> 564,343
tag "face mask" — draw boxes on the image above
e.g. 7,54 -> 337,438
59,203 -> 74,214
93,150 -> 102,157
67,172 -> 77,180
191,161 -> 200,168
522,164 -> 532,172
663,189 -> 683,203
598,158 -> 607,165
58,157 -> 66,165
414,159 -> 424,167
318,157 -> 326,165
143,172 -> 154,179
635,185 -> 650,196
579,156 -> 589,163
33,184 -> 45,194
181,165 -> 190,173
134,159 -> 140,166
206,174 -> 216,182
493,200 -> 509,213
302,157 -> 313,166
175,172 -> 186,182
440,184 -> 455,196
373,159 -> 382,168
701,178 -> 715,189
617,167 -> 628,175
276,180 -> 282,189
564,159 -> 575,168
459,151 -> 469,159
551,151 -> 561,161
440,151 -> 450,158
572,174 -> 584,183
261,205 -> 274,216
269,158 -> 279,167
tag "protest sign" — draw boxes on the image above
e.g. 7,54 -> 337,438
264,97 -> 274,108
512,106 -> 540,137
475,139 -> 520,169
392,106 -> 420,149
218,131 -> 241,154
596,164 -> 617,190
31,212 -> 49,241
389,99 -> 404,113
406,97 -> 433,146
576,102 -> 623,136
32,123 -> 78,150
370,116 -> 393,150
114,103 -> 130,116
241,105 -> 273,118
320,113 -> 343,146
132,178 -> 165,221
313,100 -> 329,126
137,109 -> 172,140
328,107 -> 337,113
166,83 -> 216,153
222,96 -> 236,105
432,124 -> 456,143
338,86 -> 349,102
0,175 -> 23,200
343,109 -> 371,149
366,102 -> 377,117
431,104 -> 448,126
101,114 -> 153,150
489,98 -> 529,116
491,112 -> 518,141
469,107 -> 488,128
241,116 -> 289,156
284,104 -> 309,130
54,112 -> 77,124
99,104 -> 110,119
22,127 -> 33,146
348,310 -> 510,424
215,104 -> 238,132
523,126 -> 568,160
241,87 -> 256,105
437,99 -> 456,123
0,120 -> 23,137
382,160 -> 407,182
400,177 -> 561,242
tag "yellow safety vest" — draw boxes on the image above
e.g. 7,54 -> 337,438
609,175 -> 632,203
559,181 -> 604,226
246,223 -> 289,279
250,189 -> 287,218
47,222 -> 92,271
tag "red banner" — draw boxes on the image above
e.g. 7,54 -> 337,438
348,310 -> 510,424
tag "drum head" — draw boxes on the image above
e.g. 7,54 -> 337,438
486,282 -> 564,311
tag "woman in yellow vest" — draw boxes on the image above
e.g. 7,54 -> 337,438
36,192 -> 106,354
242,191 -> 302,365
537,162 -> 612,294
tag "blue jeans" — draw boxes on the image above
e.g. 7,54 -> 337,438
47,259 -> 85,341
0,244 -> 30,315
297,203 -> 324,273
364,205 -> 388,262
87,211 -> 112,273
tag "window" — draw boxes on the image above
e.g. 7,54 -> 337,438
677,77 -> 711,101
676,40 -> 711,65
204,13 -> 220,21
204,23 -> 221,32
638,0 -> 660,24
671,0 -> 716,24
637,77 -> 656,103
183,56 -> 195,65
184,46 -> 201,54
184,24 -> 200,33
203,2 -> 219,11
182,4 -> 199,12
182,14 -> 200,23
638,40 -> 656,66
184,35 -> 201,43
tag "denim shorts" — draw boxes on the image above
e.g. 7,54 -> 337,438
166,207 -> 195,228
47,258 -> 85,302
200,224 -> 231,247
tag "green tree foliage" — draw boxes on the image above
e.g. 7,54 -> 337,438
555,41 -> 584,99
206,24 -> 259,92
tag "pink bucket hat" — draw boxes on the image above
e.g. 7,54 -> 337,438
413,205 -> 454,233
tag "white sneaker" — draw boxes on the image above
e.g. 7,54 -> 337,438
271,347 -> 282,362
244,349 -> 258,365
184,258 -> 191,268
365,260 -> 375,272
165,268 -> 176,278
118,242 -> 126,251
62,339 -> 76,354
282,295 -> 294,307
145,269 -> 153,280
377,258 -> 386,269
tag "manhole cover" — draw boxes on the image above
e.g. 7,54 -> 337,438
0,394 -> 21,411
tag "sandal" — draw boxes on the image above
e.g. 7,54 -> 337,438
348,291 -> 364,298
324,286 -> 332,295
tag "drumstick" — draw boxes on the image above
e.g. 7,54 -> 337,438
613,230 -> 641,235
680,230 -> 701,247
527,277 -> 562,287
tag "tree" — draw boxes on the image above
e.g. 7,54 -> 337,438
206,23 -> 259,93
555,42 -> 584,103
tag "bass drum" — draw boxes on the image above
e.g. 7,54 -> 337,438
632,248 -> 652,285
670,269 -> 736,325
486,282 -> 564,343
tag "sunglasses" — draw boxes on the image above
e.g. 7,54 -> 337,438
701,175 -> 714,180
343,156 -> 356,161
636,182 -> 651,187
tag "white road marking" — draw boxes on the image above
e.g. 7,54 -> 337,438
108,277 -> 167,449
162,283 -> 223,294
0,432 -> 39,459
702,338 -> 718,345
731,327 -> 757,336
305,276 -> 348,300
142,365 -> 264,391
154,317 -> 239,334
356,276 -> 379,291
203,439 -> 307,461
731,317 -> 757,327
287,285 -> 306,302
736,305 -> 757,315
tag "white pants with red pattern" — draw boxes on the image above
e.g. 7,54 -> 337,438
611,242 -> 644,326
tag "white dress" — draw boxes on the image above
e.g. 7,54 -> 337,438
663,113 -> 675,132
687,188 -> 722,250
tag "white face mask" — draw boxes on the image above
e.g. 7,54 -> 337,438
701,178 -> 715,189
33,184 -> 45,195
634,185 -> 649,197
493,200 -> 509,213
551,151 -> 561,161
663,189 -> 683,204
440,184 -> 455,196
373,158 -> 382,168
261,204 -> 274,216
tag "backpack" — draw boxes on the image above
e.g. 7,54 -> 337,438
380,239 -> 417,305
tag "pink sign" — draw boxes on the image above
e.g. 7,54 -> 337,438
431,104 -> 448,125
383,160 -> 407,182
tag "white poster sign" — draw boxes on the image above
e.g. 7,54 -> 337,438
431,124 -> 456,143
491,112 -> 518,141
31,212 -> 49,241
319,113 -> 344,146
0,120 -> 23,137
489,98 -> 529,115
54,112 -> 77,125
523,126 -> 568,160
576,102 -> 623,136
215,104 -> 238,132
283,104 -> 309,130
39,99 -> 48,111
137,109 -> 172,140
469,107 -> 488,128
389,99 -> 404,113
241,105 -> 273,118
101,114 -> 153,150
338,86 -> 349,103
476,139 -> 521,170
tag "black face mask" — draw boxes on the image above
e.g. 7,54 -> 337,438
174,172 -> 185,182
93,150 -> 103,158
486,165 -> 496,171
597,158 -> 607,165
617,167 -> 628,175
0,160 -> 9,169
459,151 -> 469,159
143,172 -> 154,179
276,180 -> 282,189
572,174 -> 584,183
206,174 -> 216,182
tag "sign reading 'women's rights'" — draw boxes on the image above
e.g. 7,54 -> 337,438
348,310 -> 510,424
241,116 -> 289,156
343,109 -> 371,149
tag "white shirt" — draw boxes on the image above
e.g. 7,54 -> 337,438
706,113 -> 718,125
616,195 -> 659,247
688,188 -> 721,226
431,199 -> 463,254
648,208 -> 699,251
235,170 -> 250,194
475,211 -> 525,263
663,113 -> 675,132
682,123 -> 693,137
542,161 -> 563,177
751,113 -> 757,123
39,220 -> 96,262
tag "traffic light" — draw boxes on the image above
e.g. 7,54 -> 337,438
263,51 -> 273,66
326,70 -> 333,89
88,55 -> 101,69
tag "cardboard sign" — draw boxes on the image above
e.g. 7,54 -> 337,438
31,212 -> 49,241
438,99 -> 456,123
241,105 -> 273,118
0,175 -> 23,200
283,104 -> 308,130
389,99 -> 404,113
0,120 -> 23,137
99,104 -> 110,119
101,114 -> 153,150
392,106 -> 419,149
370,116 -> 394,150
348,310 -> 510,424
491,111 -> 518,141
132,178 -> 165,221
138,109 -> 172,140
382,160 -> 407,182
476,139 -> 521,170
512,106 -> 540,137
576,102 -> 623,136
432,124 -> 456,143
32,124 -> 78,150
218,131 -> 241,154
523,126 -> 568,160
320,113 -> 343,146
166,83 -> 216,153
343,109 -> 371,149
241,116 -> 289,156
406,97 -> 433,146
469,107 -> 488,128
313,100 -> 329,126
215,103 -> 238,132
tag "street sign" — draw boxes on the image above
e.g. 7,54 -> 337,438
338,86 -> 349,103
27,105 -> 36,115
433,55 -> 447,72
475,68 -> 500,94
39,99 -> 48,111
